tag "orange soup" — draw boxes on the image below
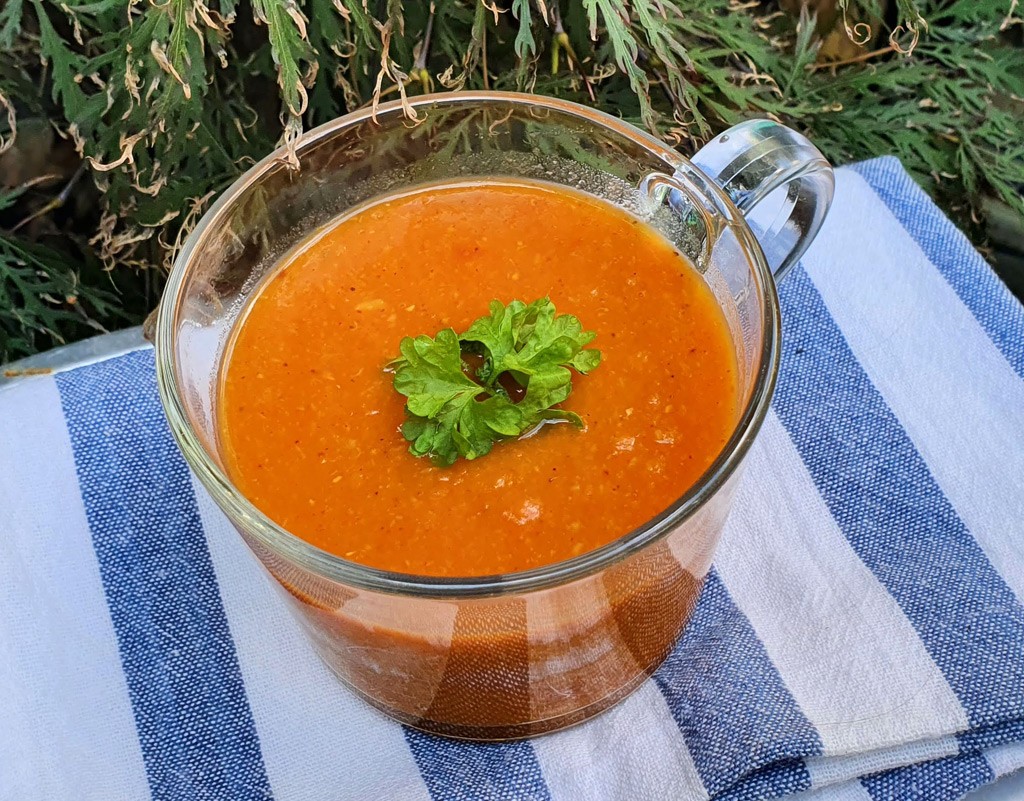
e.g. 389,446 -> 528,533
219,180 -> 738,577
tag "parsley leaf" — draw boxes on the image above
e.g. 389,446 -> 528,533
389,298 -> 601,466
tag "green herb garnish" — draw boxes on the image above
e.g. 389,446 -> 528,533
389,298 -> 601,466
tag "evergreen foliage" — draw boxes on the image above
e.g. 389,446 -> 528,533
0,0 -> 1020,361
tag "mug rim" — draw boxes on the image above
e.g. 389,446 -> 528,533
154,90 -> 781,598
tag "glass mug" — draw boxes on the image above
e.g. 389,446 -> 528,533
155,92 -> 833,740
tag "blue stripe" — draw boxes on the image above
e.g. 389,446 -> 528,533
404,729 -> 551,801
653,571 -> 820,797
774,266 -> 1024,727
861,752 -> 993,801
959,719 -> 1024,753
56,350 -> 273,801
853,157 -> 1024,380
716,760 -> 810,801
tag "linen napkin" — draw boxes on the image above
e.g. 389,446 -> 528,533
3,157 -> 1024,801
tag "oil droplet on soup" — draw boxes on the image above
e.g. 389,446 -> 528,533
218,180 -> 739,577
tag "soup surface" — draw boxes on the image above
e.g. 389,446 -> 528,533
219,180 -> 738,577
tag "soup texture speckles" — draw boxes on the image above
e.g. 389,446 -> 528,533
219,180 -> 738,577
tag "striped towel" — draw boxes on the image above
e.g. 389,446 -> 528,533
2,157 -> 1024,801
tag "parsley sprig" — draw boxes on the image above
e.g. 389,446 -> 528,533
390,298 -> 601,466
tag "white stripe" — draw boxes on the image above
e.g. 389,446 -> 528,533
332,592 -> 457,722
806,736 -> 958,788
191,478 -> 432,801
533,681 -> 708,801
985,742 -> 1024,779
805,169 -> 1024,605
0,378 -> 149,801
666,489 -> 721,580
525,578 -> 642,726
715,413 -> 968,754
972,771 -> 1024,801
528,523 -> 707,801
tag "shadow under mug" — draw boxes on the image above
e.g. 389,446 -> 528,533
155,92 -> 834,740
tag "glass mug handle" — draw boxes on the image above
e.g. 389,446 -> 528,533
690,119 -> 835,281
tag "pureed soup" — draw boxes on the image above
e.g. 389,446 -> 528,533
220,181 -> 738,575
217,179 -> 740,736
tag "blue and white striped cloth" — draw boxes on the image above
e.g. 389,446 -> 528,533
3,157 -> 1024,801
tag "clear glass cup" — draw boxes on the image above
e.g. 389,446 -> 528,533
155,92 -> 833,740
